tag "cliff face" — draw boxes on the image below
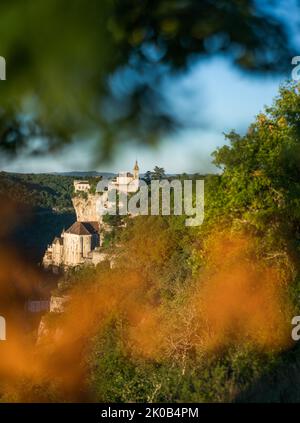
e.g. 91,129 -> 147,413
72,194 -> 101,222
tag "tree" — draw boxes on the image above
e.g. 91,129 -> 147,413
205,82 -> 300,266
143,171 -> 152,185
152,166 -> 166,180
213,86 -> 298,209
0,0 -> 296,160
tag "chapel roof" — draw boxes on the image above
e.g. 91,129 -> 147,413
65,221 -> 99,236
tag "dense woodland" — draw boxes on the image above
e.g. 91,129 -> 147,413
0,172 -> 75,211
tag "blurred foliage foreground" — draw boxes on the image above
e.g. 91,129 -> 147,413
1,84 -> 300,402
0,0 -> 296,161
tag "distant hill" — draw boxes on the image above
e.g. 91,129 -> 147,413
51,171 -> 116,178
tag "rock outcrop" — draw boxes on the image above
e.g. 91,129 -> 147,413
72,194 -> 102,223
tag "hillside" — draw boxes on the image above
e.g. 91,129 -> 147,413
0,172 -> 78,262
0,171 -> 75,212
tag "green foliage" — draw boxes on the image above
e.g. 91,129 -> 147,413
7,83 -> 300,403
0,1 -> 295,159
143,170 -> 152,185
202,84 -> 300,290
87,322 -> 160,402
74,190 -> 88,200
56,265 -> 99,294
87,320 -> 278,402
0,378 -> 61,403
211,83 -> 300,238
0,171 -> 74,211
84,84 -> 300,403
151,166 -> 166,180
88,177 -> 102,194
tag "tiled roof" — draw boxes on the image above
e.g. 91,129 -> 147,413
65,221 -> 99,236
82,221 -> 99,234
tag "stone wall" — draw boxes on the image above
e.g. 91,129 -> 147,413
50,295 -> 70,313
63,233 -> 92,266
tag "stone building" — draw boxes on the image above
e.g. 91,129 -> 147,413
73,180 -> 90,192
43,161 -> 141,271
111,160 -> 139,193
43,221 -> 101,269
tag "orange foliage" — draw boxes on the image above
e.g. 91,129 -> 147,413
0,210 -> 293,401
191,233 -> 292,352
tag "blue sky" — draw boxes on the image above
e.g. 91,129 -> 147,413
2,56 -> 288,174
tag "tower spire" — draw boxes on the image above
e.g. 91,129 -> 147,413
133,160 -> 139,179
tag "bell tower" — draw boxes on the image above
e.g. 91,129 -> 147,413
133,160 -> 139,180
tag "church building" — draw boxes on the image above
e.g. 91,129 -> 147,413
43,161 -> 141,271
111,160 -> 139,193
43,221 -> 100,269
